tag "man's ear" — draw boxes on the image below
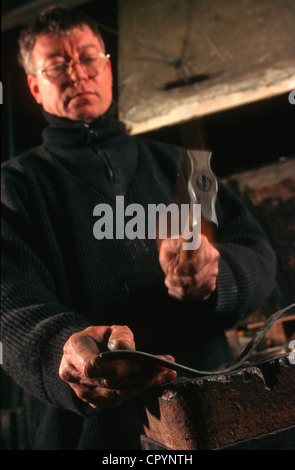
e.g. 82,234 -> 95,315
106,57 -> 113,87
27,74 -> 43,104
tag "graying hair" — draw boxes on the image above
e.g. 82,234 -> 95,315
18,5 -> 106,74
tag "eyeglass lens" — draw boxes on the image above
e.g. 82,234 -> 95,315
45,54 -> 108,83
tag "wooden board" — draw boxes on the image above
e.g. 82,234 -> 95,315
223,158 -> 295,305
118,0 -> 295,134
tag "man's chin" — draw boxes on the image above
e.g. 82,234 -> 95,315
67,106 -> 101,123
66,100 -> 109,123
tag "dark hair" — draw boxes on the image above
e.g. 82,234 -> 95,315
18,5 -> 105,74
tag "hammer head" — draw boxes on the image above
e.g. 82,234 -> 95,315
187,149 -> 218,227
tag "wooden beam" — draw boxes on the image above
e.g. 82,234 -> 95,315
118,0 -> 295,134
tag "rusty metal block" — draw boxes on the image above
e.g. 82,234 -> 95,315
138,355 -> 295,450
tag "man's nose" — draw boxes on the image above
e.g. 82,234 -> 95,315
68,61 -> 88,82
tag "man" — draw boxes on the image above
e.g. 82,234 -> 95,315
1,6 -> 276,450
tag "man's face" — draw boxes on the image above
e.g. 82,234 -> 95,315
28,26 -> 113,123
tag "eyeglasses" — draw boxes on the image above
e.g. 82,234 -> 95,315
36,52 -> 110,84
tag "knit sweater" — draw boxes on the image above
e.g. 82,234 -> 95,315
1,103 -> 276,449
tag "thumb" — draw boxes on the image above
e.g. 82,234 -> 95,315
68,333 -> 101,377
107,325 -> 136,351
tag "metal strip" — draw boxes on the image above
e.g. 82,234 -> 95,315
100,303 -> 295,377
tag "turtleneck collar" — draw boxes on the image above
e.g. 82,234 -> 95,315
41,102 -> 138,199
42,101 -> 126,151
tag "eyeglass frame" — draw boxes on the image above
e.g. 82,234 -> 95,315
36,52 -> 110,83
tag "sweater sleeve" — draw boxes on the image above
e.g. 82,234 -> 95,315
212,182 -> 277,327
1,165 -> 93,415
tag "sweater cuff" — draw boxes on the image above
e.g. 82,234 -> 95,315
214,256 -> 238,325
40,314 -> 98,416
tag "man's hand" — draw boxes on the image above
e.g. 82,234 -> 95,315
159,234 -> 220,301
59,325 -> 176,409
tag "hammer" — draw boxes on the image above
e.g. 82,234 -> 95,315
179,150 -> 218,262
